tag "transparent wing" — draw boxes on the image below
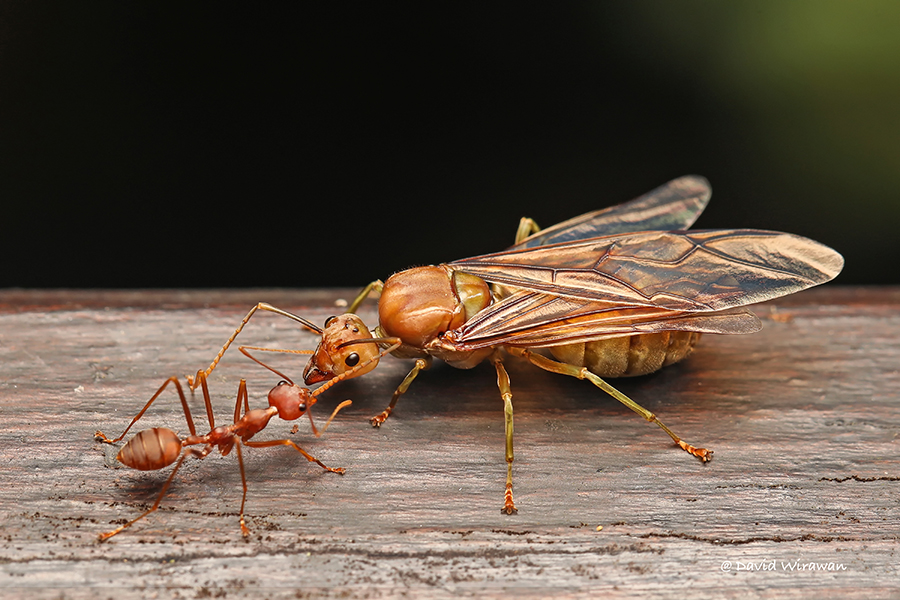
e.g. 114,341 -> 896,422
447,290 -> 761,349
446,229 -> 843,348
511,175 -> 711,249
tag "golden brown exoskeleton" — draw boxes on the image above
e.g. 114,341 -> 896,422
193,175 -> 844,514
94,343 -> 396,540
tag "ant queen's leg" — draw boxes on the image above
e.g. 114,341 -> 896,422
369,356 -> 432,427
347,280 -> 384,314
506,347 -> 712,462
491,353 -> 517,515
514,217 -> 541,244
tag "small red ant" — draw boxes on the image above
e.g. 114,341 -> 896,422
95,341 -> 399,541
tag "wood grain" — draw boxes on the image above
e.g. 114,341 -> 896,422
0,287 -> 897,599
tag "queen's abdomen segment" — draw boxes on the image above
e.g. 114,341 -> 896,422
549,331 -> 702,378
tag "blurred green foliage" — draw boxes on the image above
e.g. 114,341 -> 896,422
617,0 -> 900,209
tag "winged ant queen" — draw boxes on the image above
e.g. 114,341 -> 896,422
189,175 -> 844,514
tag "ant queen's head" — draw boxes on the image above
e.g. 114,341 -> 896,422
303,314 -> 382,384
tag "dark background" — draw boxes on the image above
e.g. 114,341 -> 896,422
2,2 -> 898,288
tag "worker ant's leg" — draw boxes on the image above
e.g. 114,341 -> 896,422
232,441 -> 252,536
95,375 -> 202,444
221,378 -> 254,536
234,372 -> 353,474
507,347 -> 712,462
228,378 -> 252,441
98,376 -> 244,540
237,345 -> 311,388
369,356 -> 432,427
228,378 -> 345,534
188,302 -> 322,389
491,352 -> 518,515
242,438 -> 346,474
97,446 -> 211,541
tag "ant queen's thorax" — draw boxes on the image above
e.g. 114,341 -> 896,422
374,265 -> 494,368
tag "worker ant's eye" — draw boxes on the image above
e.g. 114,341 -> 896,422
276,380 -> 289,387
344,352 -> 360,367
324,316 -> 337,328
297,403 -> 307,412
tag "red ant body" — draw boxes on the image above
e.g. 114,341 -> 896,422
95,343 -> 398,541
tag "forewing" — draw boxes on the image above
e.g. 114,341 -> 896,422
450,290 -> 762,349
511,175 -> 711,249
450,228 -> 844,313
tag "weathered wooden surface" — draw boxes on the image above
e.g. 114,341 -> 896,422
0,287 -> 897,599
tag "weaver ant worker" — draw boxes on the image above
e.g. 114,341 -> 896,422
94,341 -> 398,541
